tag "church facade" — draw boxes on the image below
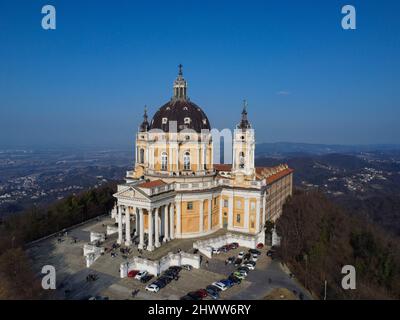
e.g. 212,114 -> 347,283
113,66 -> 293,251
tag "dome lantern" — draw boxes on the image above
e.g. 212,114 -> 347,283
173,64 -> 188,101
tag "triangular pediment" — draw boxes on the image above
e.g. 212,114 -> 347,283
115,186 -> 149,200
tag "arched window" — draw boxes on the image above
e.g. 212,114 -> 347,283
239,152 -> 245,169
161,152 -> 168,171
183,151 -> 191,170
139,148 -> 145,164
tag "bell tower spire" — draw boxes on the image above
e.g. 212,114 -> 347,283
173,64 -> 188,101
139,105 -> 150,132
237,99 -> 252,129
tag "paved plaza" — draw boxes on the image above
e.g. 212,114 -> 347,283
26,215 -> 311,300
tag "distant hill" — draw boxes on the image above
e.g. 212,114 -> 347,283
256,142 -> 400,157
256,152 -> 400,236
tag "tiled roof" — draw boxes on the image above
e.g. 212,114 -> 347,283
137,179 -> 166,189
266,168 -> 294,184
213,164 -> 232,171
255,165 -> 294,184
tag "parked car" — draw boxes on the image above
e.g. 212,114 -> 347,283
220,245 -> 229,253
196,289 -> 208,298
158,276 -> 171,285
228,274 -> 242,284
153,279 -> 167,288
145,284 -> 159,293
243,253 -> 251,261
256,243 -> 264,249
248,249 -> 261,256
206,287 -> 219,299
242,261 -> 256,270
169,266 -> 182,272
227,256 -> 235,264
234,258 -> 243,266
237,251 -> 245,259
181,264 -> 192,271
233,271 -> 246,279
127,270 -> 139,278
238,266 -> 250,273
134,270 -> 148,280
212,281 -> 228,291
251,254 -> 259,261
221,279 -> 234,288
187,291 -> 203,300
231,242 -> 239,249
206,284 -> 222,293
140,274 -> 153,283
267,250 -> 275,257
212,247 -> 221,255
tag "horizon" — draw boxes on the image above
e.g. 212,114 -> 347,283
1,0 -> 399,147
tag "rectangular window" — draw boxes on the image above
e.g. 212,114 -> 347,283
236,214 -> 241,223
236,200 -> 242,209
187,202 -> 193,210
251,202 -> 256,210
224,200 -> 228,208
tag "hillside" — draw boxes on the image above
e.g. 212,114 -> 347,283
276,190 -> 400,299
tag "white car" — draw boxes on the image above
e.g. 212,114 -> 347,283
212,281 -> 228,291
252,254 -> 259,261
237,251 -> 244,259
242,263 -> 255,270
212,247 -> 221,255
145,284 -> 160,293
135,270 -> 148,280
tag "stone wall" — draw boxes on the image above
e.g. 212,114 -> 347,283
193,231 -> 265,258
83,244 -> 105,267
119,251 -> 201,278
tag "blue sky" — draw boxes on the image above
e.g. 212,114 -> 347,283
0,0 -> 399,148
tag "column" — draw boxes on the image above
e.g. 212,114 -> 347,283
208,197 -> 212,231
148,209 -> 154,251
135,208 -> 139,236
138,208 -> 144,249
244,198 -> 250,231
219,196 -> 223,227
176,201 -> 181,236
256,197 -> 261,233
155,207 -> 160,248
163,205 -> 169,242
125,210 -> 131,246
117,205 -> 123,244
199,200 -> 204,233
169,203 -> 175,239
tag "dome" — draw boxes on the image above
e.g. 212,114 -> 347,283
150,99 -> 211,133
148,65 -> 211,133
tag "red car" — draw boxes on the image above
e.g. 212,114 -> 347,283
128,270 -> 139,278
256,243 -> 264,249
196,289 -> 208,298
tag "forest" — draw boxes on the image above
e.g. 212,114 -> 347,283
276,190 -> 400,299
0,182 -> 116,299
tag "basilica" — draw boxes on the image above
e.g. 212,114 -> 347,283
112,66 -> 293,251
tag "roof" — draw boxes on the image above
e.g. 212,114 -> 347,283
137,179 -> 167,189
255,167 -> 294,184
213,164 -> 232,171
150,100 -> 211,133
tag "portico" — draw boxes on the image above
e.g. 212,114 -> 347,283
115,182 -> 176,251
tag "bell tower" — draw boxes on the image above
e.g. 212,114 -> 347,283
232,100 -> 255,177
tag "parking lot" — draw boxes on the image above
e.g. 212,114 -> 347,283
26,216 -> 311,300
